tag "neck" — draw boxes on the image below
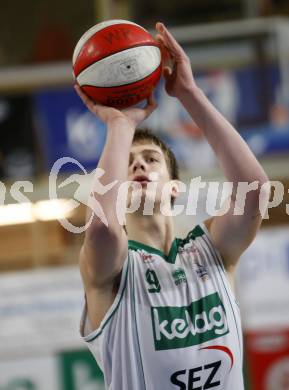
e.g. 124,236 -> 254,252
126,211 -> 175,256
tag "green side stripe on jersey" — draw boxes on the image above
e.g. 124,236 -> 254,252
128,224 -> 205,264
132,258 -> 147,389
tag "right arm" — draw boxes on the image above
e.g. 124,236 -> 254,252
75,86 -> 156,328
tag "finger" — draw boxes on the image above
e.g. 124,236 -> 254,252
156,22 -> 165,33
148,93 -> 157,107
74,85 -> 107,117
156,35 -> 172,58
155,34 -> 166,45
156,37 -> 174,75
156,34 -> 173,56
74,84 -> 87,101
74,85 -> 96,111
145,94 -> 157,113
156,23 -> 185,59
163,66 -> 173,80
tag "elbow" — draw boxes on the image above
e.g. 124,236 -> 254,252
249,166 -> 269,189
246,178 -> 271,214
258,172 -> 270,187
250,172 -> 270,197
257,174 -> 271,199
85,220 -> 123,246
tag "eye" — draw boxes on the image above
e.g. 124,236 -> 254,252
148,157 -> 159,163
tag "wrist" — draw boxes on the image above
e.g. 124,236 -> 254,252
177,85 -> 202,103
107,115 -> 135,132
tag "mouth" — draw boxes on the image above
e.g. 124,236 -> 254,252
133,175 -> 151,185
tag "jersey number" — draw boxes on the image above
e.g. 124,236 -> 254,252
145,269 -> 161,293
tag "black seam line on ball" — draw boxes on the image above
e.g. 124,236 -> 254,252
75,42 -> 160,76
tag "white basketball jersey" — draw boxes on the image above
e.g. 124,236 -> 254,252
80,223 -> 244,390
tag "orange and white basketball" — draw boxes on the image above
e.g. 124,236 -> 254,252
72,20 -> 162,109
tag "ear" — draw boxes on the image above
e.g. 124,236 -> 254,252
170,180 -> 183,201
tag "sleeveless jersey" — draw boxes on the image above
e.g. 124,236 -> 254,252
80,223 -> 244,390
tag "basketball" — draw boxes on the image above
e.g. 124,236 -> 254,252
72,20 -> 162,109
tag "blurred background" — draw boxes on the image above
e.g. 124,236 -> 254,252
0,0 -> 289,389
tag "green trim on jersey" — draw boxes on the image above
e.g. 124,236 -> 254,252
180,224 -> 205,245
132,256 -> 147,389
128,224 -> 205,264
128,238 -> 179,264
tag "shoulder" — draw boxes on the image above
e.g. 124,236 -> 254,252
180,220 -> 223,265
180,223 -> 207,245
203,217 -> 213,230
202,217 -> 239,273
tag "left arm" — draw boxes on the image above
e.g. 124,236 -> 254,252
179,86 -> 269,269
156,22 -> 270,269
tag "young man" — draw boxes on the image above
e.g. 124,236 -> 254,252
76,22 -> 269,390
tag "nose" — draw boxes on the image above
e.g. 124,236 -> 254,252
132,158 -> 146,173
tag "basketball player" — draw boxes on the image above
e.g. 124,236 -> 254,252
76,22 -> 269,389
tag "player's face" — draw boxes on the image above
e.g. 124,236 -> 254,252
127,142 -> 177,210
